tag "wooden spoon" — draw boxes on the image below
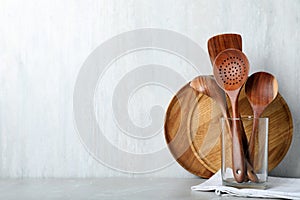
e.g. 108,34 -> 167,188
213,48 -> 249,183
207,33 -> 242,64
245,72 -> 278,164
190,75 -> 229,119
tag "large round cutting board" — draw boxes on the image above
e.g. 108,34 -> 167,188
164,84 -> 213,178
164,82 -> 293,178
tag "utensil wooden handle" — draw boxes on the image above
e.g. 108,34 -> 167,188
248,116 -> 259,165
227,116 -> 258,182
231,119 -> 246,183
239,118 -> 259,182
246,159 -> 259,182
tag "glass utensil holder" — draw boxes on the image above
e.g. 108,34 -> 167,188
221,117 -> 268,189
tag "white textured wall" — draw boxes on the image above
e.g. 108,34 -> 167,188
0,0 -> 299,177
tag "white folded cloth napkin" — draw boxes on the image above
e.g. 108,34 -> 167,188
191,170 -> 300,199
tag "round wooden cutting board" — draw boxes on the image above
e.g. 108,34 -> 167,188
164,82 -> 293,178
164,84 -> 213,178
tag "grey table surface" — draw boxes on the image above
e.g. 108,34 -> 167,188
0,178 -> 278,200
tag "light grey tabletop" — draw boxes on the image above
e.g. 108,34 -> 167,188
0,178 -> 278,200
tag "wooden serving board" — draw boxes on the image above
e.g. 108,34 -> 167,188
164,82 -> 293,178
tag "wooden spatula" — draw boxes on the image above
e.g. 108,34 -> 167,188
207,33 -> 242,64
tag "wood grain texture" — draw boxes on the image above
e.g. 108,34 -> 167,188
245,71 -> 279,164
189,87 -> 293,172
207,34 -> 242,64
190,76 -> 228,119
165,82 -> 293,177
164,84 -> 214,178
213,49 -> 250,182
190,75 -> 257,182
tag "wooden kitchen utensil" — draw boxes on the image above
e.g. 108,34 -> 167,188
207,33 -> 242,64
245,72 -> 278,164
190,75 -> 229,119
213,48 -> 250,182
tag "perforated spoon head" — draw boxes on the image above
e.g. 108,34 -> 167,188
213,48 -> 249,93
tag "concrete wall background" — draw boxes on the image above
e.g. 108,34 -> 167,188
0,0 -> 299,177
